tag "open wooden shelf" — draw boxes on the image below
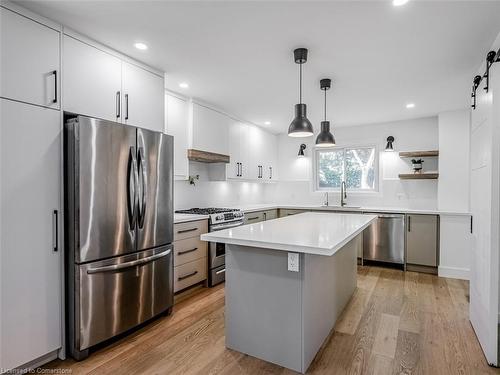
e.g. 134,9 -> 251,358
399,173 -> 439,180
399,150 -> 439,158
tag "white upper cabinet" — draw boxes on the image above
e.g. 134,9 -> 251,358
165,93 -> 190,179
0,7 -> 60,109
0,99 -> 62,370
263,132 -> 278,181
246,125 -> 266,180
63,35 -> 122,122
63,35 -> 164,128
122,62 -> 164,131
192,103 -> 229,155
225,121 -> 278,182
227,121 -> 248,179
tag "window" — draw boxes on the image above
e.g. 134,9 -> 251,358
315,146 -> 377,191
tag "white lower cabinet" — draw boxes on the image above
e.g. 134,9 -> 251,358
122,62 -> 164,131
0,99 -> 62,369
165,93 -> 190,179
0,6 -> 60,109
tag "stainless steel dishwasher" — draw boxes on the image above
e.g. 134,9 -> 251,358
363,213 -> 405,264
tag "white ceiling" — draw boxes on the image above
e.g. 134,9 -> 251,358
17,0 -> 500,134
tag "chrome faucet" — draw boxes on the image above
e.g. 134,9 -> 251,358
323,192 -> 329,206
341,181 -> 347,207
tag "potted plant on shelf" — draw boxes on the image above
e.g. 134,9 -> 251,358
411,159 -> 424,173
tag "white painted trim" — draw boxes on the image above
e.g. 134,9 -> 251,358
191,98 -> 278,134
63,27 -> 164,77
15,350 -> 58,371
438,266 -> 470,280
0,0 -> 61,31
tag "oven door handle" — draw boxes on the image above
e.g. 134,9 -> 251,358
210,221 -> 244,231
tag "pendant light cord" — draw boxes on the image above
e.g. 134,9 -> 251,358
299,63 -> 302,104
324,88 -> 327,121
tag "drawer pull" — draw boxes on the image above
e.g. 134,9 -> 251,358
178,247 -> 198,256
215,269 -> 225,275
247,216 -> 259,220
178,270 -> 198,281
177,227 -> 198,234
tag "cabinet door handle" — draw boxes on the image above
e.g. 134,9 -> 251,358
177,227 -> 198,234
178,247 -> 198,255
116,91 -> 121,118
125,94 -> 129,120
239,162 -> 243,177
52,70 -> 58,103
408,216 -> 411,232
269,166 -> 272,179
470,216 -> 473,234
52,210 -> 58,252
178,270 -> 198,281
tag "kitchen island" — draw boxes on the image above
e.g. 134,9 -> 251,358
201,212 -> 377,373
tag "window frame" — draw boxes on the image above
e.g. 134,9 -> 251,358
314,144 -> 379,193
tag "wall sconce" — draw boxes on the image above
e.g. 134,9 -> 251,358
385,136 -> 395,152
298,143 -> 307,157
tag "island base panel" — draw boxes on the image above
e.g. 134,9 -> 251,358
225,236 -> 359,373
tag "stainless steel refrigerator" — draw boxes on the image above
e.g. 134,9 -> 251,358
64,115 -> 174,360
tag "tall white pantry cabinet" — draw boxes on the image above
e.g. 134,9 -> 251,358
0,2 -> 166,370
0,4 -> 63,370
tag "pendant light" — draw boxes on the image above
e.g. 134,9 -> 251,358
315,78 -> 336,147
288,48 -> 314,137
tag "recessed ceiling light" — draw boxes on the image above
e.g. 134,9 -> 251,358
406,103 -> 415,109
264,121 -> 271,125
179,82 -> 189,89
134,42 -> 148,50
393,0 -> 409,6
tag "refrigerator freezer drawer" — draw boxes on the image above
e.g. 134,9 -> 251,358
75,245 -> 173,351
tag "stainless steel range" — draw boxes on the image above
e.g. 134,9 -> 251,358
175,208 -> 244,286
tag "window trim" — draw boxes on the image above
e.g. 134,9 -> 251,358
314,144 -> 379,193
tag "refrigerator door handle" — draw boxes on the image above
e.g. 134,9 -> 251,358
86,249 -> 171,274
127,147 -> 139,229
138,147 -> 147,229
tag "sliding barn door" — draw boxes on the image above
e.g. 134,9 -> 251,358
469,63 -> 500,366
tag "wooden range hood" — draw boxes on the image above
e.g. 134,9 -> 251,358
187,149 -> 230,163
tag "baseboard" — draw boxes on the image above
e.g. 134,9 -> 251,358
14,350 -> 59,371
438,266 -> 470,280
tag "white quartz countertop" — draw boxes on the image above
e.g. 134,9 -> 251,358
174,213 -> 209,224
235,203 -> 471,216
201,212 -> 377,256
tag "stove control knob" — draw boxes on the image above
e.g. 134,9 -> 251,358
216,214 -> 224,221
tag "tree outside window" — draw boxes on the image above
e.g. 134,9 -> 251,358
316,146 -> 377,191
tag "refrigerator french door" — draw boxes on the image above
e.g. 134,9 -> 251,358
65,116 -> 174,360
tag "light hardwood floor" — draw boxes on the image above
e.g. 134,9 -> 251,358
45,266 -> 499,374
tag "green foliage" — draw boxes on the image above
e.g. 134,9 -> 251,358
318,147 -> 375,190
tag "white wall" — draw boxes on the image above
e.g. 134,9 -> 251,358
438,110 -> 470,212
174,162 -> 273,210
272,116 -> 439,209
